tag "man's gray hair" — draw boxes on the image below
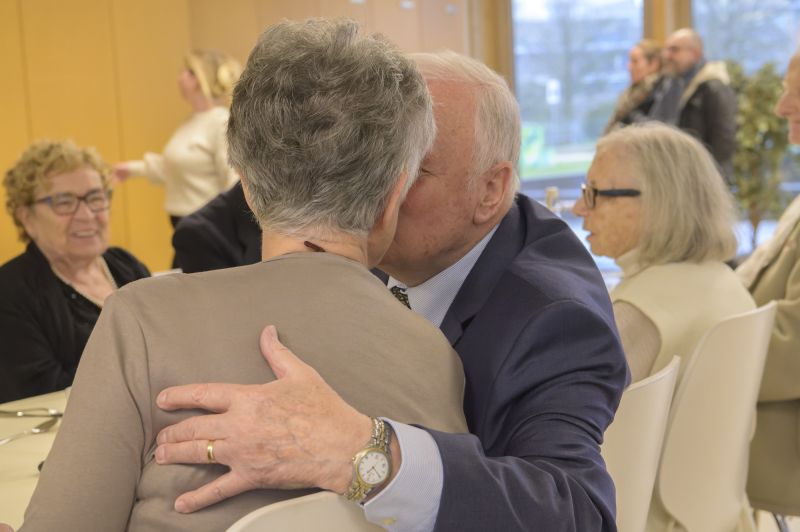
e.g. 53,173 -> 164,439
598,122 -> 737,267
228,19 -> 435,237
411,51 -> 520,193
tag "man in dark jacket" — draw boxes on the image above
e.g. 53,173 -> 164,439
153,50 -> 627,531
660,28 -> 737,184
172,182 -> 261,273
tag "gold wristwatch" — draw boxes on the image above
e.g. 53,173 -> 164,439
344,417 -> 392,502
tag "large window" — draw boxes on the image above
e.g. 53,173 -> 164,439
511,0 -> 644,187
694,0 -> 800,197
694,0 -> 800,75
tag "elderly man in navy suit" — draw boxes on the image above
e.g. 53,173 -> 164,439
154,51 -> 628,531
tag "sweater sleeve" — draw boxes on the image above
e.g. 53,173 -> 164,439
0,289 -> 72,402
703,81 -> 737,177
125,153 -> 167,184
613,300 -> 661,382
758,252 -> 800,402
20,293 -> 152,532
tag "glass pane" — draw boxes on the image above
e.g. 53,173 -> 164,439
694,0 -> 800,75
694,0 -> 800,251
511,0 -> 643,186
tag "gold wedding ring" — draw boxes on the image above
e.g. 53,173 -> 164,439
207,440 -> 216,463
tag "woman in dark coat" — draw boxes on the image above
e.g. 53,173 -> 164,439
0,139 -> 149,402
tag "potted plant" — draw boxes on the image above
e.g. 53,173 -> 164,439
727,60 -> 789,249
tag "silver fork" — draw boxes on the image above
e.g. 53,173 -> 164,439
0,407 -> 63,418
0,416 -> 59,446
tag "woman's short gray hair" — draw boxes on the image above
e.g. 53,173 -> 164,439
411,51 -> 520,193
598,122 -> 738,266
227,19 -> 435,237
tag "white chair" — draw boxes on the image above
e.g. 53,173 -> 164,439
603,356 -> 680,532
226,491 -> 383,532
652,302 -> 777,532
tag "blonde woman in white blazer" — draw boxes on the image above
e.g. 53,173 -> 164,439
114,49 -> 241,228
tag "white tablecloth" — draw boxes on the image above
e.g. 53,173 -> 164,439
0,390 -> 68,529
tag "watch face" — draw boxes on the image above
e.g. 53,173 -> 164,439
357,450 -> 390,486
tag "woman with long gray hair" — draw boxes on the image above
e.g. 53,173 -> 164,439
573,122 -> 755,383
573,121 -> 756,531
20,19 -> 467,531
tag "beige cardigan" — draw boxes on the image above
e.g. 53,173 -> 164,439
611,255 -> 756,531
611,253 -> 755,383
739,198 -> 800,515
21,253 -> 468,531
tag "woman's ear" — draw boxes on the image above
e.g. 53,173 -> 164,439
15,206 -> 35,239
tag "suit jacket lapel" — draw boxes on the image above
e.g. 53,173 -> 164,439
373,197 -> 531,347
441,201 -> 526,347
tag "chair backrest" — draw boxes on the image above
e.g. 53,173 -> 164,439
602,356 -> 680,532
655,302 -> 776,532
226,492 -> 384,532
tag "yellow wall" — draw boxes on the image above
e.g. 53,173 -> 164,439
0,0 -> 30,259
0,0 -> 189,269
111,0 -> 192,269
0,0 -> 469,270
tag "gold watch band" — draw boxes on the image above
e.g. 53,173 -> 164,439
344,417 -> 392,502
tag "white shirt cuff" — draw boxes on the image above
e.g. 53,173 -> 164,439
362,420 -> 443,531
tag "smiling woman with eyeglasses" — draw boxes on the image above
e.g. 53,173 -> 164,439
0,139 -> 149,402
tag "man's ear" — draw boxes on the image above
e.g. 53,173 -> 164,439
473,162 -> 513,225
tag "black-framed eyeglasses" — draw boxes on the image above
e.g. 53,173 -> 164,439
581,183 -> 641,209
31,189 -> 112,216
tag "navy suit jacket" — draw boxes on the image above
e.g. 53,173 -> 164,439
172,182 -> 262,274
425,195 -> 627,531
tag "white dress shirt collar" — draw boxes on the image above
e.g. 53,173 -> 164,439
388,227 -> 497,327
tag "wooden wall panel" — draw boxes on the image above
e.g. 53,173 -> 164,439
421,0 -> 468,53
645,0 -> 692,43
320,0 -> 372,29
372,0 -> 422,52
468,0 -> 512,87
20,0 -> 127,251
21,0 -> 120,159
112,0 -> 191,271
0,0 -> 479,267
188,0 -> 261,66
257,0 -> 321,26
0,0 -> 30,262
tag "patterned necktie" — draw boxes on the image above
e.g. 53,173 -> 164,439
390,286 -> 411,309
